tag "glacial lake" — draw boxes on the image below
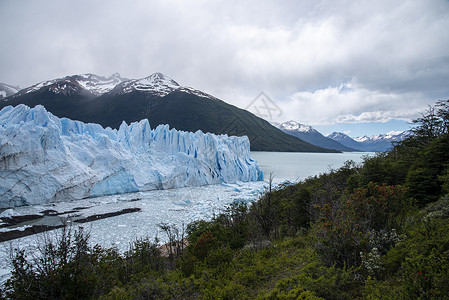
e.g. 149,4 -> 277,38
0,151 -> 373,282
251,151 -> 374,183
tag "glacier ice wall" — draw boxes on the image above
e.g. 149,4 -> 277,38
0,105 -> 263,208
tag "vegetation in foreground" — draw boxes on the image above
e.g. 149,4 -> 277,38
1,100 -> 449,299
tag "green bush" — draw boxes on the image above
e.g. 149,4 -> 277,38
312,183 -> 408,267
4,226 -> 98,299
260,262 -> 359,300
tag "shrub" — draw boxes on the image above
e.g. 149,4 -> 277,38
260,262 -> 358,300
399,218 -> 449,298
192,231 -> 218,260
313,183 -> 408,267
4,226 -> 96,299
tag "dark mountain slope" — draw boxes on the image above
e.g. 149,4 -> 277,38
3,84 -> 97,120
89,90 -> 337,152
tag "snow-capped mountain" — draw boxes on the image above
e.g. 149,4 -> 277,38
0,73 -> 335,152
0,105 -> 263,208
273,120 -> 358,152
273,120 -> 316,133
75,73 -> 127,95
109,72 -> 215,99
0,83 -> 20,100
112,72 -> 180,96
327,131 -> 410,152
12,73 -> 127,97
354,131 -> 409,144
327,132 -> 364,151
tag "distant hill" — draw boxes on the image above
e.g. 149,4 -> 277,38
327,131 -> 410,152
1,73 -> 338,153
273,120 -> 359,152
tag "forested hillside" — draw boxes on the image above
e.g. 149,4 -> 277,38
2,100 -> 449,299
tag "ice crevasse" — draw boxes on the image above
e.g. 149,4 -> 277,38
0,105 -> 263,208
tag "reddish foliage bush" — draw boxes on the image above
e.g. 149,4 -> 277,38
313,183 -> 408,267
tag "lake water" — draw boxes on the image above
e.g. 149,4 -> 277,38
0,151 -> 373,282
252,151 -> 373,183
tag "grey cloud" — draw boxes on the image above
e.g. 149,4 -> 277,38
1,0 -> 448,126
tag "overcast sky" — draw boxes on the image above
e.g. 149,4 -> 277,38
1,0 -> 449,137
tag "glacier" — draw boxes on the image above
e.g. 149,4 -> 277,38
0,105 -> 263,208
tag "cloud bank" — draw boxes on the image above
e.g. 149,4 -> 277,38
1,0 -> 448,127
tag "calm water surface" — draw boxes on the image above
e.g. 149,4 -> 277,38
251,151 -> 374,182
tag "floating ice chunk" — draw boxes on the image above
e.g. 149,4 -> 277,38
0,209 -> 16,218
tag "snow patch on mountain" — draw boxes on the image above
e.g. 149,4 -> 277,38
0,105 -> 263,208
276,120 -> 315,133
353,131 -> 409,143
327,132 -> 350,140
112,72 -> 216,99
15,73 -> 127,97
76,73 -> 126,95
353,135 -> 370,143
117,72 -> 180,95
178,86 -> 217,99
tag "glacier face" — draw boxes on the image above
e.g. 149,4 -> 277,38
0,105 -> 263,208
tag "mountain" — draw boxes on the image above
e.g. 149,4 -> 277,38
327,132 -> 364,151
273,120 -> 359,152
353,131 -> 411,151
14,73 -> 126,97
0,105 -> 262,208
0,83 -> 20,100
2,73 -> 127,121
327,131 -> 410,152
1,73 -> 338,153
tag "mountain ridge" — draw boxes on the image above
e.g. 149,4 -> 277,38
1,73 -> 337,153
12,73 -> 127,97
273,120 -> 359,152
327,131 -> 410,152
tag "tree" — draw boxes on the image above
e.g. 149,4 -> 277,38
411,100 -> 449,144
405,133 -> 449,206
